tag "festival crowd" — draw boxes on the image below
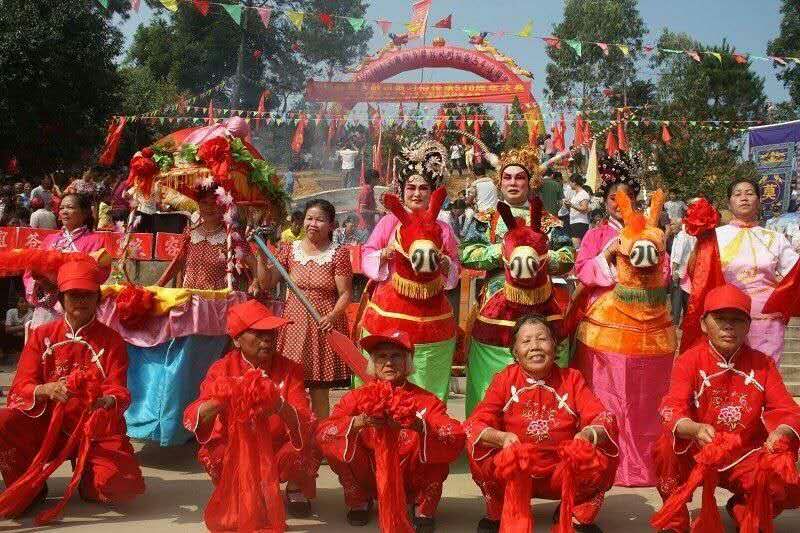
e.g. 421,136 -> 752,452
2,133 -> 800,533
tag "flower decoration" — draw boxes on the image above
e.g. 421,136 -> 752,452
683,198 -> 720,236
115,284 -> 155,328
197,137 -> 233,186
126,148 -> 160,196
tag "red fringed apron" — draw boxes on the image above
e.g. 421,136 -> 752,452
0,368 -> 104,523
651,433 -> 742,532
203,369 -> 286,533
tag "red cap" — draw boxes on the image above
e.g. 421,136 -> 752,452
227,299 -> 292,338
360,330 -> 414,354
703,284 -> 751,317
57,260 -> 101,292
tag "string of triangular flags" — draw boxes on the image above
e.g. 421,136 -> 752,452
95,0 -> 800,69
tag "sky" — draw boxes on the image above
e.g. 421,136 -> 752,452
117,0 -> 791,114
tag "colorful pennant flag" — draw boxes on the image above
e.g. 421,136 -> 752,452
287,10 -> 304,30
222,4 -> 242,25
543,37 -> 561,49
434,14 -> 452,29
605,129 -> 618,156
193,0 -> 209,16
708,52 -> 722,63
408,0 -> 432,39
348,17 -> 366,31
617,44 -> 630,56
566,39 -> 582,57
518,20 -> 533,38
771,56 -> 788,66
159,0 -> 178,12
96,0 -> 108,7
661,123 -> 672,144
463,27 -> 479,38
596,42 -> 609,56
686,50 -> 702,62
256,7 -> 271,28
319,13 -> 335,31
732,53 -> 748,64
376,19 -> 392,34
131,0 -> 140,12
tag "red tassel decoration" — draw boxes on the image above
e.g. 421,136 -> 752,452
661,123 -> 672,144
616,112 -> 628,152
605,130 -> 618,156
651,433 -> 741,531
740,438 -> 799,533
493,444 -> 554,533
554,439 -> 609,533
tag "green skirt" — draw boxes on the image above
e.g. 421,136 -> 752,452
465,338 -> 571,416
355,328 -> 456,402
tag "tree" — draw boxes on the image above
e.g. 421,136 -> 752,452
544,0 -> 647,112
503,97 -> 529,151
636,30 -> 767,204
767,1 -> 800,109
0,0 -> 130,176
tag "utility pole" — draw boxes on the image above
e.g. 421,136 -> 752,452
231,0 -> 252,108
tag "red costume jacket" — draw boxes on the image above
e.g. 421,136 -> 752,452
317,381 -> 464,466
465,364 -> 619,462
658,341 -> 800,465
183,349 -> 316,484
8,318 -> 131,427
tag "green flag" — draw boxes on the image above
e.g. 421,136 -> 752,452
96,0 -> 109,8
347,17 -> 366,31
566,39 -> 582,57
222,4 -> 242,25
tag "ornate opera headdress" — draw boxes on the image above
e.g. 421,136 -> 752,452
395,138 -> 449,193
597,153 -> 642,199
497,146 -> 543,186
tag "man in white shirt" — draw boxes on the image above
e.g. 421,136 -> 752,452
3,296 -> 31,361
30,176 -> 54,209
564,174 -> 591,248
449,144 -> 463,176
28,197 -> 57,229
337,145 -> 359,188
663,189 -> 688,224
670,221 -> 697,325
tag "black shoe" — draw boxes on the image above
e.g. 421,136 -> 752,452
285,489 -> 311,519
553,504 -> 603,532
476,517 -> 500,533
414,515 -> 436,533
346,505 -> 371,527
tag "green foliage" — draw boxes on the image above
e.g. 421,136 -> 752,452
544,0 -> 647,111
503,97 -> 529,151
767,1 -> 800,109
0,0 -> 125,174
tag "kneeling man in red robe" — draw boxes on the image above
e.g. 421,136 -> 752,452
0,260 -> 144,520
653,284 -> 800,532
316,330 -> 465,533
184,299 -> 320,530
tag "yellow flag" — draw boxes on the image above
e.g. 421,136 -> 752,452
517,20 -> 533,38
709,52 -> 723,63
617,44 -> 630,56
159,0 -> 178,11
405,21 -> 421,34
287,10 -> 304,30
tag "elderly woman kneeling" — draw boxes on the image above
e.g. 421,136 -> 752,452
316,329 -> 465,533
465,315 -> 620,533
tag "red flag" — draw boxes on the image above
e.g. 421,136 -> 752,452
502,106 -> 510,140
376,19 -> 392,35
319,13 -> 334,31
434,107 -> 446,141
543,37 -> 562,49
5,156 -> 19,176
99,117 -> 127,167
596,42 -> 609,56
193,0 -> 210,16
434,14 -> 452,29
131,0 -> 141,11
291,112 -> 309,153
457,113 -> 467,144
558,114 -> 567,151
573,114 -> 584,147
732,53 -> 748,64
207,100 -> 215,126
661,123 -> 672,144
616,111 -> 629,152
582,118 -> 592,144
255,90 -> 269,130
605,130 -> 618,156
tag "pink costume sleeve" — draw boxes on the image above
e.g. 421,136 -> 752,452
574,225 -> 617,288
438,220 -> 461,290
415,392 -> 465,464
361,214 -> 398,282
315,389 -> 363,463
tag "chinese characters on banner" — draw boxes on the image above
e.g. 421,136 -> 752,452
748,122 -> 800,219
305,81 -> 532,104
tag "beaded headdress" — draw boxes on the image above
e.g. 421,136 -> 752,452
395,138 -> 449,193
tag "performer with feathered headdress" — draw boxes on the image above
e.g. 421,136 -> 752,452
358,138 -> 460,401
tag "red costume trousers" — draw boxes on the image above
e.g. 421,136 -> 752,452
468,453 -> 615,523
327,446 -> 449,517
199,439 -> 319,499
654,435 -> 800,532
0,408 -> 144,503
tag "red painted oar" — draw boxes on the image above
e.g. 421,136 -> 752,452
252,232 -> 371,382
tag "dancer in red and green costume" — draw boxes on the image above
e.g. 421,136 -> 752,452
460,146 -> 574,414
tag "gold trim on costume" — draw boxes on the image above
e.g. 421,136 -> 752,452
392,273 -> 444,300
476,314 -> 563,328
366,301 -> 453,323
503,281 -> 552,305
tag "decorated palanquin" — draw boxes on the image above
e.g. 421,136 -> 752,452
97,118 -> 289,446
464,199 -> 566,416
573,190 -> 676,487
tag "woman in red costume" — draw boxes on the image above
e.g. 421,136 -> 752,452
316,329 -> 465,533
183,299 -> 320,526
0,260 -> 144,519
653,284 -> 800,533
465,315 -> 619,533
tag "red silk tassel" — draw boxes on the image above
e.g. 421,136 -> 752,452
763,258 -> 800,323
553,439 -> 608,533
493,444 -> 555,533
680,231 -> 725,352
605,130 -> 618,156
651,433 -> 741,531
740,438 -> 799,533
374,427 -> 413,533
